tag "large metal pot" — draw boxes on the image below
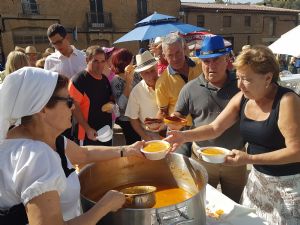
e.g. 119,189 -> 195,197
79,153 -> 208,225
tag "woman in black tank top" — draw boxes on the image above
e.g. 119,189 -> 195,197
166,46 -> 300,224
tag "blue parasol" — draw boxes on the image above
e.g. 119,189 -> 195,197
114,12 -> 206,43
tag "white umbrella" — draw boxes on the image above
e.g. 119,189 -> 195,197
269,25 -> 300,57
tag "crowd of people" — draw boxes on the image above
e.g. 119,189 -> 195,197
0,22 -> 299,225
277,54 -> 300,74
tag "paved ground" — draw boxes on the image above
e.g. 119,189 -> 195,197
112,124 -> 126,146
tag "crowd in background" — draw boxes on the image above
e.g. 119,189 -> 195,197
0,22 -> 300,225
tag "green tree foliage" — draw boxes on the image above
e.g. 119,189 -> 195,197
257,0 -> 300,9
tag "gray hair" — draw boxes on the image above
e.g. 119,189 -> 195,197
162,33 -> 185,53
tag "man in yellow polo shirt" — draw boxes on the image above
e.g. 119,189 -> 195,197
155,33 -> 202,155
155,34 -> 202,119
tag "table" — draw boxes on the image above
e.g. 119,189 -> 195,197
206,184 -> 268,225
279,74 -> 300,94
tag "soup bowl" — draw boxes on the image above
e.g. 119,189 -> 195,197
141,140 -> 170,160
198,146 -> 231,164
96,125 -> 113,142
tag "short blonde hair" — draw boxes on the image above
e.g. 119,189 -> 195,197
233,45 -> 279,83
14,46 -> 25,53
36,57 -> 46,68
5,51 -> 29,74
241,45 -> 251,51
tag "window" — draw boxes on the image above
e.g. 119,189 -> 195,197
245,16 -> 251,27
21,0 -> 39,15
223,16 -> 231,27
268,17 -> 276,36
90,39 -> 110,47
13,29 -> 48,45
197,15 -> 205,27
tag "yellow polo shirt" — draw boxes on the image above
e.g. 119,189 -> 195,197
155,57 -> 202,125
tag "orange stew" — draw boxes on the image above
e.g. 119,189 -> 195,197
154,187 -> 193,208
202,148 -> 224,155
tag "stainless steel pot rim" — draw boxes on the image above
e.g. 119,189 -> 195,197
121,185 -> 157,196
81,189 -> 204,212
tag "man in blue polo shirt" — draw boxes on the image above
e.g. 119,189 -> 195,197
295,57 -> 300,74
174,35 -> 246,202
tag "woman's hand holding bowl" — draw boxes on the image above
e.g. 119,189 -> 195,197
225,149 -> 251,166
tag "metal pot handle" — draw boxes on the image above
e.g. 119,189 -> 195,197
124,195 -> 133,207
155,207 -> 195,225
171,218 -> 195,225
156,217 -> 194,225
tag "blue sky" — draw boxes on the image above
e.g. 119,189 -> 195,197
181,0 -> 262,3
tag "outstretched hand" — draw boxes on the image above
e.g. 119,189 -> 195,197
125,141 -> 146,158
164,130 -> 185,152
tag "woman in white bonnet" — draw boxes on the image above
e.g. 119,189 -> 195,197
0,67 -> 144,225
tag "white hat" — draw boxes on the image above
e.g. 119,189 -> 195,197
154,36 -> 164,45
135,51 -> 157,73
0,67 -> 58,140
25,46 -> 37,54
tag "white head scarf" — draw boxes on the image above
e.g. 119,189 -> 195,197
0,67 -> 58,141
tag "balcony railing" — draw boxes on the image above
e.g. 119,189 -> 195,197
87,12 -> 112,29
21,2 -> 40,15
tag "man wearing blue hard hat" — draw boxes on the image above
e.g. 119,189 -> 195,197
174,35 -> 246,202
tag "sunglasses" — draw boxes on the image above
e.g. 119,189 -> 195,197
51,96 -> 74,108
49,37 -> 65,47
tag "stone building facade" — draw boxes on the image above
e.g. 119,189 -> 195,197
0,0 -> 180,64
180,3 -> 300,53
1,1 -> 298,64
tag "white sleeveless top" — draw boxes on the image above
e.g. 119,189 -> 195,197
0,138 -> 81,221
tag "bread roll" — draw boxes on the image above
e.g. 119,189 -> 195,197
102,102 -> 114,112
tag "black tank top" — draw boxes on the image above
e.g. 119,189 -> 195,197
240,86 -> 300,176
0,136 -> 75,225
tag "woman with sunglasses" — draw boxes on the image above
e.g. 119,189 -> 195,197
0,67 -> 144,225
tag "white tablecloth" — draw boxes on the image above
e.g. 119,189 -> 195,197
280,74 -> 300,81
279,74 -> 300,94
206,184 -> 268,225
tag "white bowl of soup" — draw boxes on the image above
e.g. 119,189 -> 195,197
198,146 -> 231,164
141,140 -> 170,160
